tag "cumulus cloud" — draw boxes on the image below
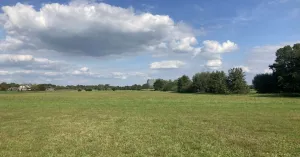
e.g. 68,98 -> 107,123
201,40 -> 238,54
0,1 -> 238,84
150,60 -> 186,69
0,1 -> 202,57
194,40 -> 238,69
206,59 -> 222,70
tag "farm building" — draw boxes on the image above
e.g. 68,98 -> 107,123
18,85 -> 32,91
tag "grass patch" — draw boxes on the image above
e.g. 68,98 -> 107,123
0,91 -> 300,156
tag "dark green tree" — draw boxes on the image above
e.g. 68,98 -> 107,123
192,72 -> 211,93
0,82 -> 9,91
270,43 -> 300,92
162,80 -> 177,92
153,79 -> 166,91
141,83 -> 149,89
252,73 -> 278,93
177,75 -> 192,93
227,68 -> 249,94
207,71 -> 228,94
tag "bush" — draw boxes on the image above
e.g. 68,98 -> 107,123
85,88 -> 93,91
78,89 -> 82,92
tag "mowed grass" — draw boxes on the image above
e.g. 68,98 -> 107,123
0,91 -> 300,157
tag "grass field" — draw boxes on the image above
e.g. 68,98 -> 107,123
0,91 -> 300,157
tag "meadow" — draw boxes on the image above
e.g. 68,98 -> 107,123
0,91 -> 299,157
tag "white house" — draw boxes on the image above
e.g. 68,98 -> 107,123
18,85 -> 32,91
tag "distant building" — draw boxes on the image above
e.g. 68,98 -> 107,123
18,84 -> 32,91
8,87 -> 18,91
147,79 -> 155,88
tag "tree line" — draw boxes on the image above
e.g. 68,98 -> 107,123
252,43 -> 300,93
1,68 -> 249,94
153,67 -> 249,94
0,82 -> 151,91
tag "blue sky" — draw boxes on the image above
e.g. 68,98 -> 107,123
0,0 -> 299,85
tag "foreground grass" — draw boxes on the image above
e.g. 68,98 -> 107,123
0,91 -> 299,157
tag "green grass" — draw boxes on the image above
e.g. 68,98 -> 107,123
0,91 -> 300,157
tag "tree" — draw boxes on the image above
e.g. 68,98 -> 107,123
104,84 -> 110,90
141,83 -> 149,89
270,43 -> 300,92
227,68 -> 249,94
207,71 -> 228,94
0,82 -> 9,91
252,73 -> 278,93
162,80 -> 177,92
192,72 -> 210,93
177,75 -> 192,93
153,79 -> 166,91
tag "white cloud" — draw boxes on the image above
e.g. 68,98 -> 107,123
0,54 -> 33,62
0,54 -> 69,71
235,65 -> 251,73
0,2 -> 201,57
194,40 -> 238,70
0,70 -> 9,75
0,1 -> 238,85
150,60 -> 186,69
201,40 -> 238,54
206,59 -> 222,70
112,71 -> 149,79
79,67 -> 89,72
72,67 -> 92,75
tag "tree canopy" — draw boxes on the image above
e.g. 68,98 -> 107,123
253,43 -> 300,93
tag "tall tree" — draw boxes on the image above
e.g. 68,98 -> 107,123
227,68 -> 249,94
270,44 -> 300,92
153,79 -> 166,91
207,71 -> 228,94
192,72 -> 211,93
177,75 -> 192,93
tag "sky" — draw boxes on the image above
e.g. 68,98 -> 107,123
0,0 -> 299,85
